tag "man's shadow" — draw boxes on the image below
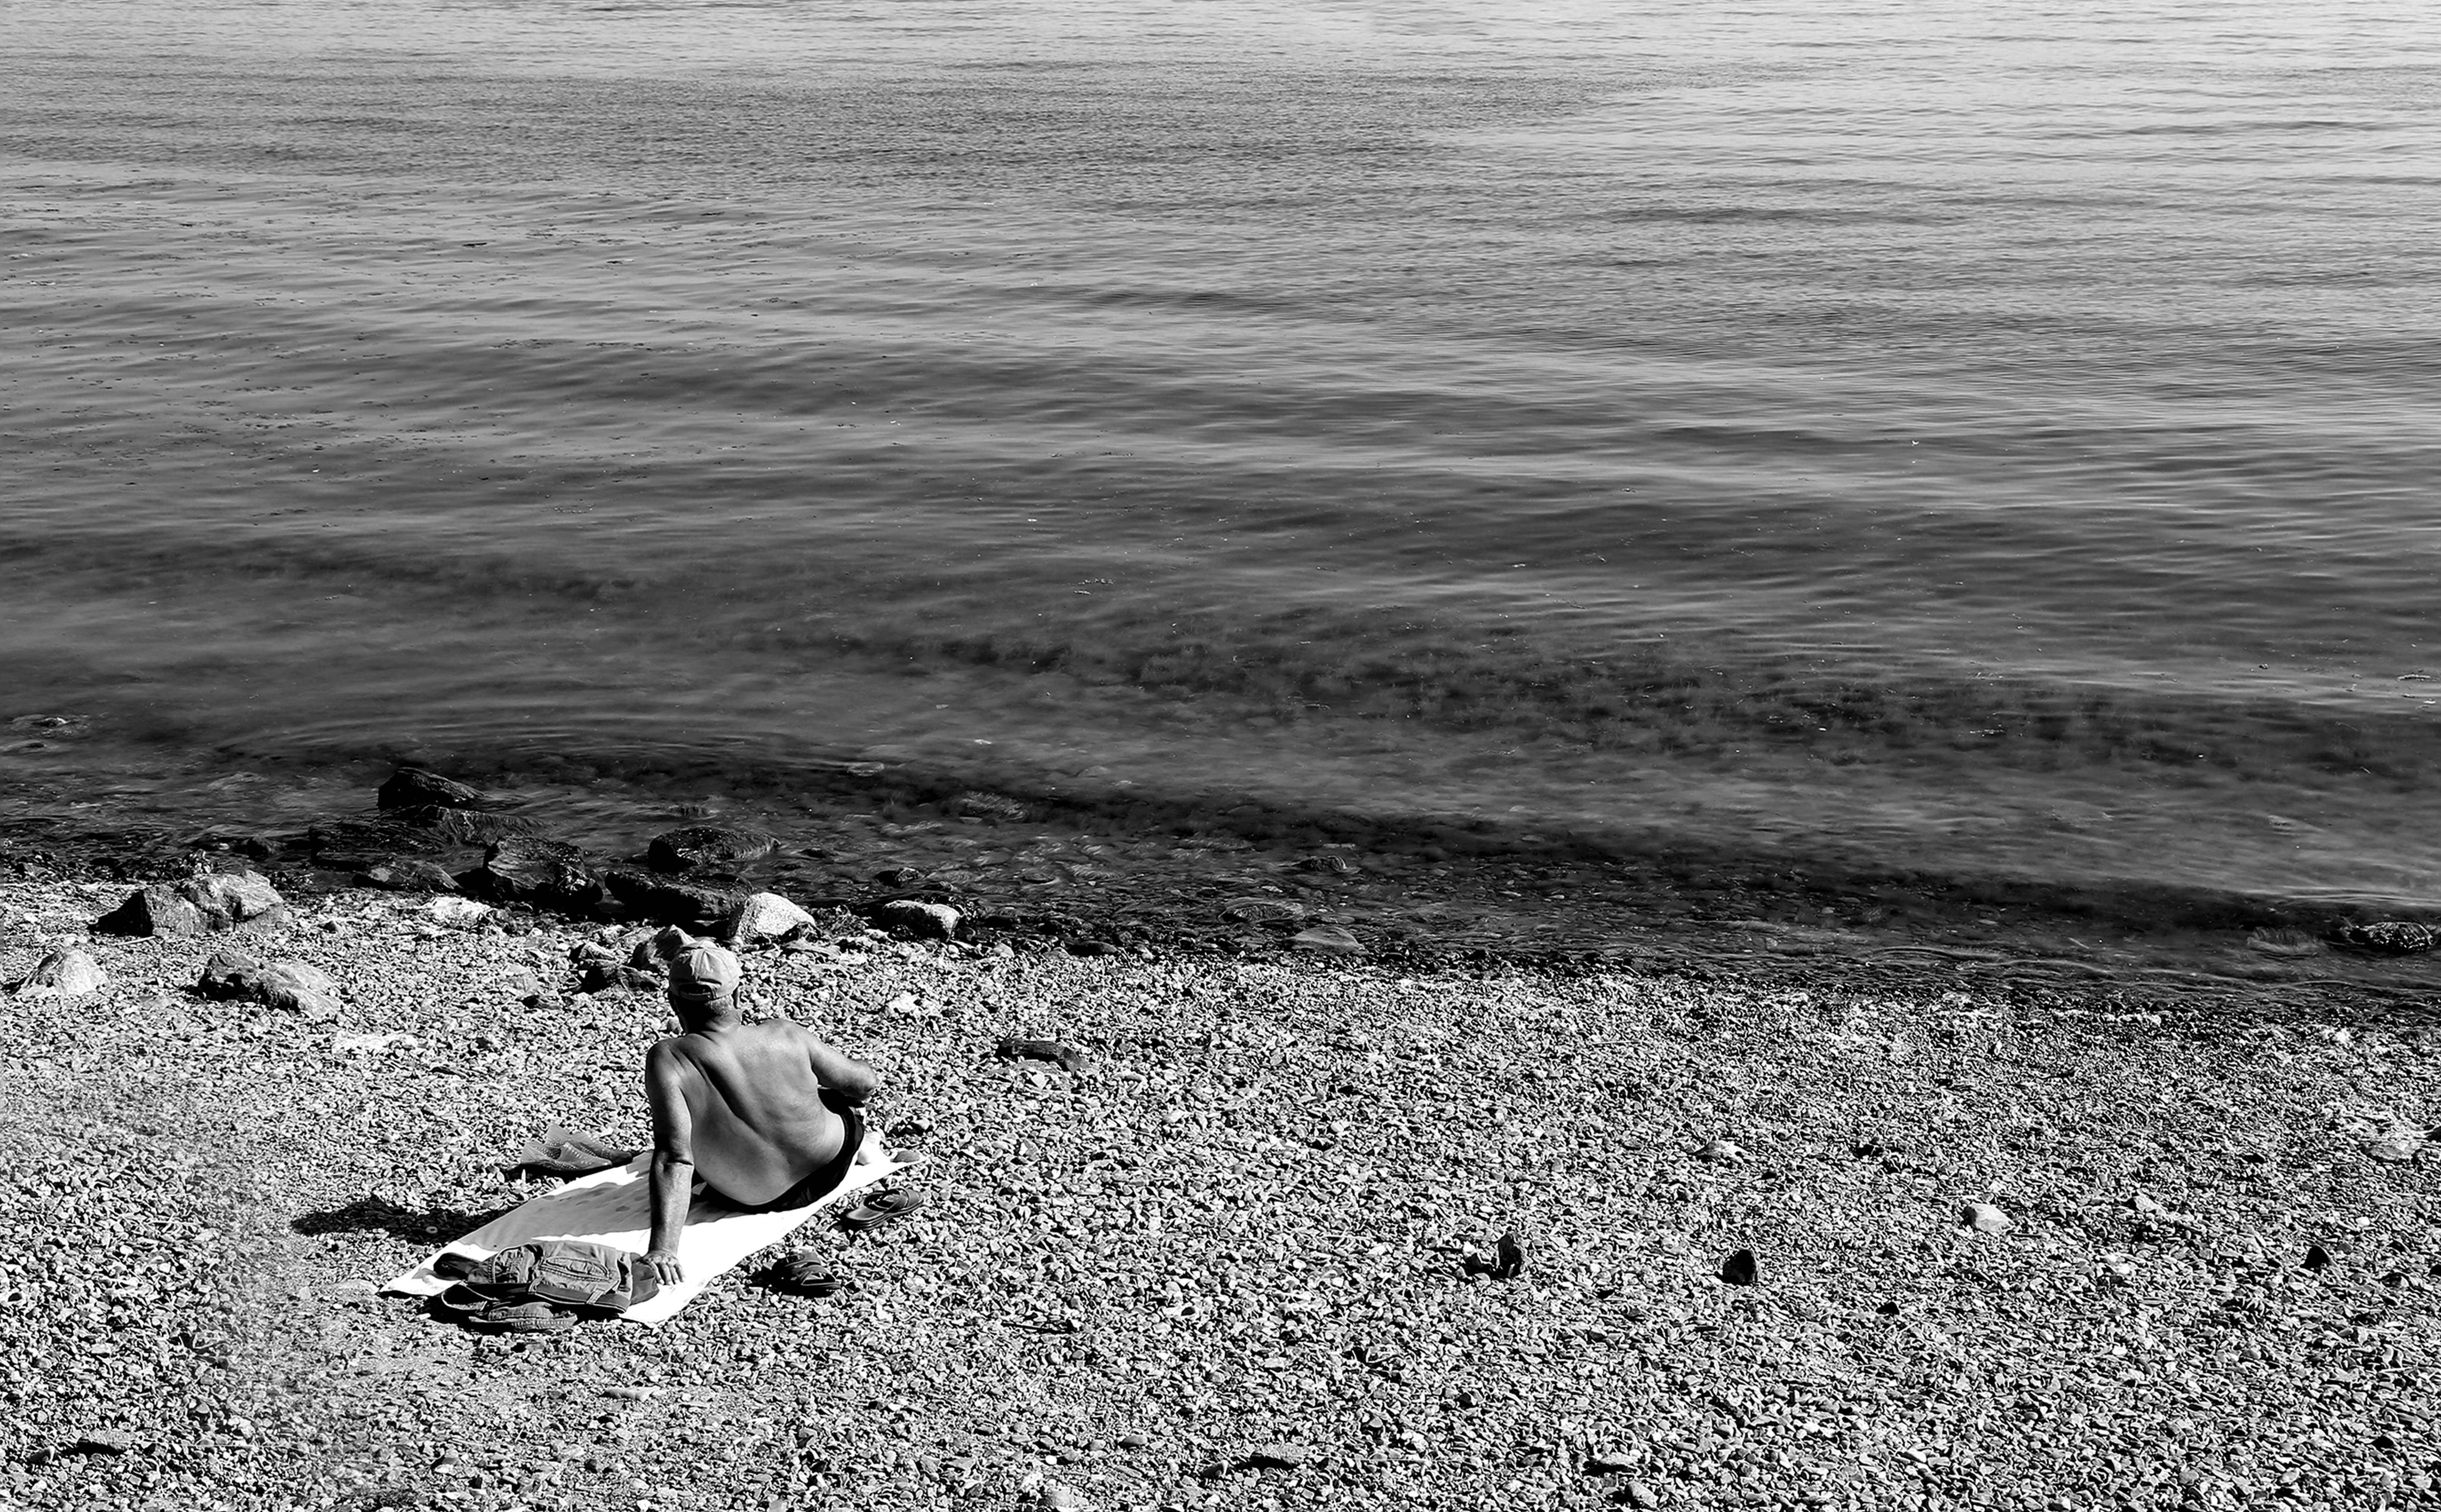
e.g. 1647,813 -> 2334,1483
291,1194 -> 520,1246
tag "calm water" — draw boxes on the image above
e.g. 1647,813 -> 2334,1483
6,0 -> 2441,909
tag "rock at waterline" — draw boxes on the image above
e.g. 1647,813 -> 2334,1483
387,806 -> 542,846
92,870 -> 286,938
377,766 -> 488,812
2333,919 -> 2441,954
725,891 -> 814,946
196,948 -> 342,1022
646,824 -> 778,875
358,859 -> 461,894
606,871 -> 743,930
461,838 -> 605,911
874,898 -> 959,941
12,949 -> 107,999
1288,924 -> 1364,957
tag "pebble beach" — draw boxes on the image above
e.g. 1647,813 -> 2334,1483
3,869 -> 2435,1512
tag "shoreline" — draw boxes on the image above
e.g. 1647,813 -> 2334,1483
1,864 -> 2434,1511
4,758 -> 2440,1036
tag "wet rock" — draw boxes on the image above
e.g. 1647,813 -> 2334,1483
389,806 -> 543,846
1297,853 -> 1358,876
606,872 -> 743,929
1288,924 -> 1364,957
647,825 -> 777,875
378,767 -> 488,812
876,899 -> 960,941
1718,1248 -> 1759,1286
11,948 -> 107,999
1962,1201 -> 2014,1235
956,792 -> 1031,822
359,859 -> 462,893
725,891 -> 814,946
196,948 -> 342,1021
463,839 -> 605,912
1065,938 -> 1124,958
2244,928 -> 2327,958
2333,919 -> 2441,954
93,870 -> 286,936
1221,897 -> 1306,925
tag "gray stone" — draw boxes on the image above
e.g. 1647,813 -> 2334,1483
464,838 -> 604,911
92,870 -> 286,937
377,767 -> 487,812
359,859 -> 462,893
724,891 -> 815,946
1288,924 -> 1364,957
1963,1201 -> 2014,1235
876,899 -> 960,941
12,949 -> 107,999
196,948 -> 342,1021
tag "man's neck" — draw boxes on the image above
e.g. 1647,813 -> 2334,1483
679,1002 -> 744,1034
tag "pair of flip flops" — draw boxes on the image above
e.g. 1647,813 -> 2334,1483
434,1289 -> 579,1335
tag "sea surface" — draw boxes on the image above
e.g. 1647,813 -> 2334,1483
6,0 -> 2441,914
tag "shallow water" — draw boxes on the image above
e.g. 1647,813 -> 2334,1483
6,1 -> 2441,911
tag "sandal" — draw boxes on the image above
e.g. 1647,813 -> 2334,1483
837,1188 -> 928,1233
763,1253 -> 846,1297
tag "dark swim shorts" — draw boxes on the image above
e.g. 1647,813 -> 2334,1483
715,1101 -> 865,1215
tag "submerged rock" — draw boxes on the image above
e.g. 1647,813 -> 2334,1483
377,767 -> 488,812
2333,919 -> 2441,954
646,825 -> 777,875
196,948 -> 342,1021
12,949 -> 107,999
390,807 -> 542,846
92,871 -> 286,937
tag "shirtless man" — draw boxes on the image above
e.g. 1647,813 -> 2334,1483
641,942 -> 880,1285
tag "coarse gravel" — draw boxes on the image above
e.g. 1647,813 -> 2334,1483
0,876 -> 2435,1512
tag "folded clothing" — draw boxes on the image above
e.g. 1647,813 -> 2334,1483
506,1127 -> 643,1179
431,1238 -> 660,1329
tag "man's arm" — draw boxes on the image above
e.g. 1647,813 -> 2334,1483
803,1030 -> 881,1106
643,1043 -> 694,1285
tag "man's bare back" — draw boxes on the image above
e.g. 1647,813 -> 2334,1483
642,944 -> 880,1283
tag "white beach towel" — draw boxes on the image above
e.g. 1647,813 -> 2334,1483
381,1128 -> 920,1326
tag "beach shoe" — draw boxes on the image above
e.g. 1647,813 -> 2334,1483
474,1300 -> 578,1335
838,1188 -> 928,1233
762,1253 -> 845,1298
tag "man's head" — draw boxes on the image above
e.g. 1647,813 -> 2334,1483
667,941 -> 741,1026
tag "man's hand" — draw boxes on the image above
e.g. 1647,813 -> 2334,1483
643,1247 -> 685,1286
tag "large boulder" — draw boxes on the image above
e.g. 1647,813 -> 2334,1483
12,949 -> 107,999
606,870 -> 744,929
725,891 -> 815,947
92,871 -> 286,938
460,838 -> 606,912
377,767 -> 487,812
646,825 -> 778,875
196,948 -> 342,1021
